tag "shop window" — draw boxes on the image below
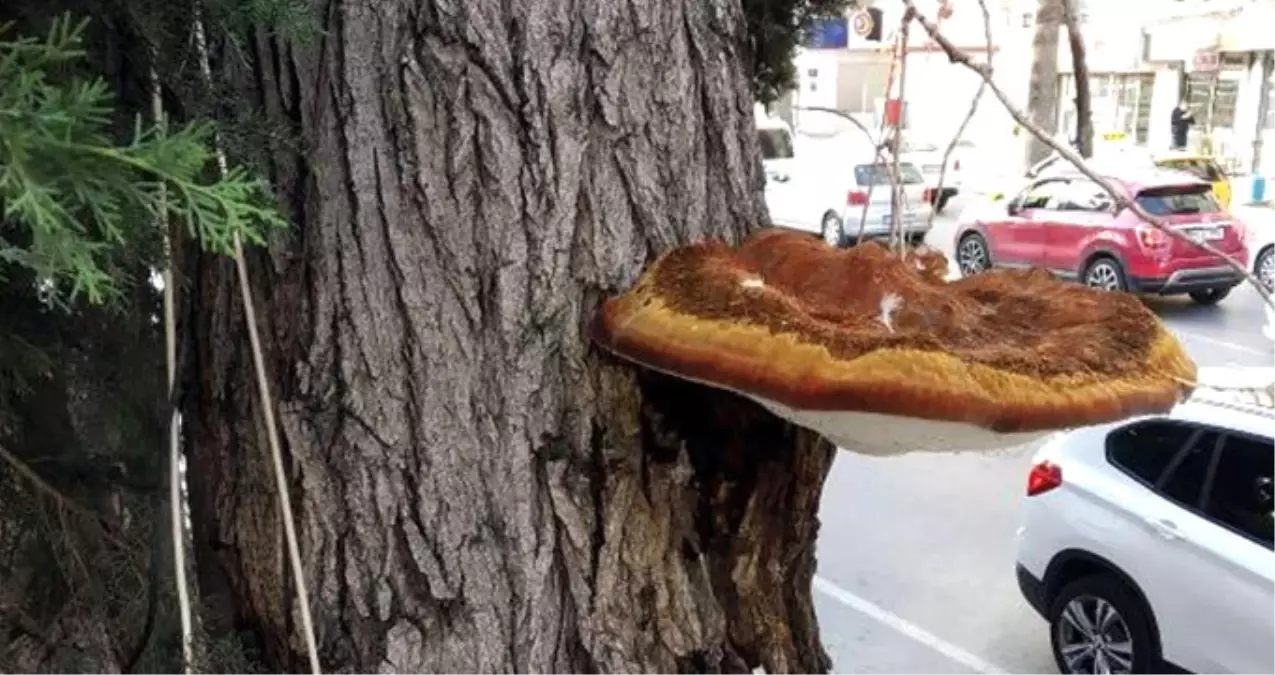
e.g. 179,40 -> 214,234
1056,73 -> 1155,143
1187,74 -> 1240,129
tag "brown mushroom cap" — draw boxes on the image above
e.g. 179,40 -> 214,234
591,229 -> 1197,455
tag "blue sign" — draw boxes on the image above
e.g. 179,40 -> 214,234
803,17 -> 849,50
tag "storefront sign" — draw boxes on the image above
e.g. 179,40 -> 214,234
803,17 -> 849,49
851,10 -> 875,37
1192,49 -> 1221,73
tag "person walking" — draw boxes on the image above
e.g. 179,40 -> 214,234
1170,100 -> 1195,150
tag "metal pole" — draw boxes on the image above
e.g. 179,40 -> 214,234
1251,50 -> 1273,175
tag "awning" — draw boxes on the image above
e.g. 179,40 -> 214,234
1217,3 -> 1275,52
1144,14 -> 1226,62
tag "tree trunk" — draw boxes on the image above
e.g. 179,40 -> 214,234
183,1 -> 836,673
1060,0 -> 1092,159
1025,0 -> 1062,166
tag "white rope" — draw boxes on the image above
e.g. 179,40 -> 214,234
149,55 -> 195,674
190,14 -> 322,674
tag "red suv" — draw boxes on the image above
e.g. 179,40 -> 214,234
954,169 -> 1249,305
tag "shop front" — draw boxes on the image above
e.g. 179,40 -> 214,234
1144,3 -> 1275,190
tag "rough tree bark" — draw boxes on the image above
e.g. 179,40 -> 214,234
1060,0 -> 1092,159
1025,0 -> 1062,166
183,0 -> 836,673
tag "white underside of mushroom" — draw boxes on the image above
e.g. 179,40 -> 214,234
748,397 -> 1051,457
636,363 -> 1053,456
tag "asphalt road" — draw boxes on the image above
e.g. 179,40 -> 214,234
811,194 -> 1274,674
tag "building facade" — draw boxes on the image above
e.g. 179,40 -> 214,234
782,0 -> 1031,165
1143,0 -> 1275,180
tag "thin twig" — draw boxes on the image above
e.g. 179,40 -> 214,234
924,0 -> 992,234
794,106 -> 876,143
150,49 -> 195,674
889,11 -> 915,256
792,104 -> 896,246
190,10 -> 323,674
900,0 -> 1274,309
857,29 -> 906,246
0,443 -> 98,521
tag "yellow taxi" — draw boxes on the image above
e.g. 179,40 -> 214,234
1151,151 -> 1233,209
1003,131 -> 1234,209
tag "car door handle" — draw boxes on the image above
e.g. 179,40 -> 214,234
1145,517 -> 1183,541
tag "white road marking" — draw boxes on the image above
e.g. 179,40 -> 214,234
813,575 -> 1010,675
1173,328 -> 1271,357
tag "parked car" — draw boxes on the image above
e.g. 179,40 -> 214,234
954,167 -> 1249,305
897,138 -> 966,213
1015,367 -> 1274,675
1234,205 -> 1275,292
758,112 -> 935,247
1151,152 -> 1233,211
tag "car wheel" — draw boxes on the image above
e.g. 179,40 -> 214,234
1188,287 -> 1231,305
1255,246 -> 1274,292
1049,575 -> 1158,675
956,233 -> 991,277
935,193 -> 951,214
1083,257 -> 1127,292
821,211 -> 844,248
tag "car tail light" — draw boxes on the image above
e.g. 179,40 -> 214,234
1136,223 -> 1170,250
847,190 -> 869,206
922,187 -> 937,203
1026,460 -> 1062,497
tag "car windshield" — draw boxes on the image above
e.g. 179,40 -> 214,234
854,163 -> 925,185
757,129 -> 794,160
1158,158 -> 1225,182
1134,185 -> 1221,216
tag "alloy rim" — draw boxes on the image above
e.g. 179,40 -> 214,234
1259,250 -> 1275,292
822,215 -> 842,246
958,237 -> 987,275
1056,596 -> 1134,675
1086,263 -> 1120,291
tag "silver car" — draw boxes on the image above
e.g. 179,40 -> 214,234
837,161 -> 935,246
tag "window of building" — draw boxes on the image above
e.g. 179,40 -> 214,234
1056,73 -> 1156,144
1186,73 -> 1241,129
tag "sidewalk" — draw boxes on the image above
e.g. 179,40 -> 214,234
1232,202 -> 1275,223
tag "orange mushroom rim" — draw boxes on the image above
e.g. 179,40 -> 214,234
589,229 -> 1197,435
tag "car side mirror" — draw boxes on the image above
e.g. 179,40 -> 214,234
1006,200 -> 1021,216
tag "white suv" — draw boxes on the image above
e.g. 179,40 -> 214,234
1015,369 -> 1275,674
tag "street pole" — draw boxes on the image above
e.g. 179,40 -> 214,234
1251,50 -> 1273,176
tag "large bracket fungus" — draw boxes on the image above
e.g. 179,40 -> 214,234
591,229 -> 1197,456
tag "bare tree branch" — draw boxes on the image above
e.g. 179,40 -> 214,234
0,444 -> 97,521
855,28 -> 906,247
924,0 -> 993,235
888,10 -> 913,255
1060,0 -> 1093,158
899,0 -> 1273,308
